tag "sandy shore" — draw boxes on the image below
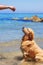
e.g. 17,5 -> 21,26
0,38 -> 43,65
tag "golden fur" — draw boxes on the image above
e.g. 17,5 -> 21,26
21,27 -> 43,62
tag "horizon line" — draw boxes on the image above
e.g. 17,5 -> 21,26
0,12 -> 43,14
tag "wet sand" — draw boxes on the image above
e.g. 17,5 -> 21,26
0,38 -> 43,65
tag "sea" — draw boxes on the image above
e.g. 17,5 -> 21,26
0,13 -> 43,65
0,13 -> 43,42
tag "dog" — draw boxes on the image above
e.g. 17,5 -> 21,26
20,27 -> 43,62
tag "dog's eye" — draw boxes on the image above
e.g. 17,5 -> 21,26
27,44 -> 31,47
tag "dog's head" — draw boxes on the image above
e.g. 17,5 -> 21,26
22,27 -> 34,41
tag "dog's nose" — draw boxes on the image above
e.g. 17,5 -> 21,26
22,27 -> 25,30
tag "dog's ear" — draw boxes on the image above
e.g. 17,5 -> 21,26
22,27 -> 24,30
28,32 -> 34,41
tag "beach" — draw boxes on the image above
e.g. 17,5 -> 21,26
0,38 -> 43,65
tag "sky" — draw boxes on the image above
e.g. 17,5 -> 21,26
0,0 -> 43,13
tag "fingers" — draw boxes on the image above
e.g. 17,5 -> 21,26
9,6 -> 16,11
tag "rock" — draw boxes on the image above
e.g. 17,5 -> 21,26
12,16 -> 43,22
31,16 -> 41,22
0,55 -> 7,60
23,17 -> 31,20
12,17 -> 19,20
40,18 -> 43,22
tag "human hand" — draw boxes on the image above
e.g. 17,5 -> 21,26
9,6 -> 16,11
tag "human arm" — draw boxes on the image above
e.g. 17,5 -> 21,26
0,5 -> 16,11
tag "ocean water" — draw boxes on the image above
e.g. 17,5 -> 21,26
0,13 -> 43,42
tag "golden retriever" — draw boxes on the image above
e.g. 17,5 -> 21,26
20,27 -> 43,62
